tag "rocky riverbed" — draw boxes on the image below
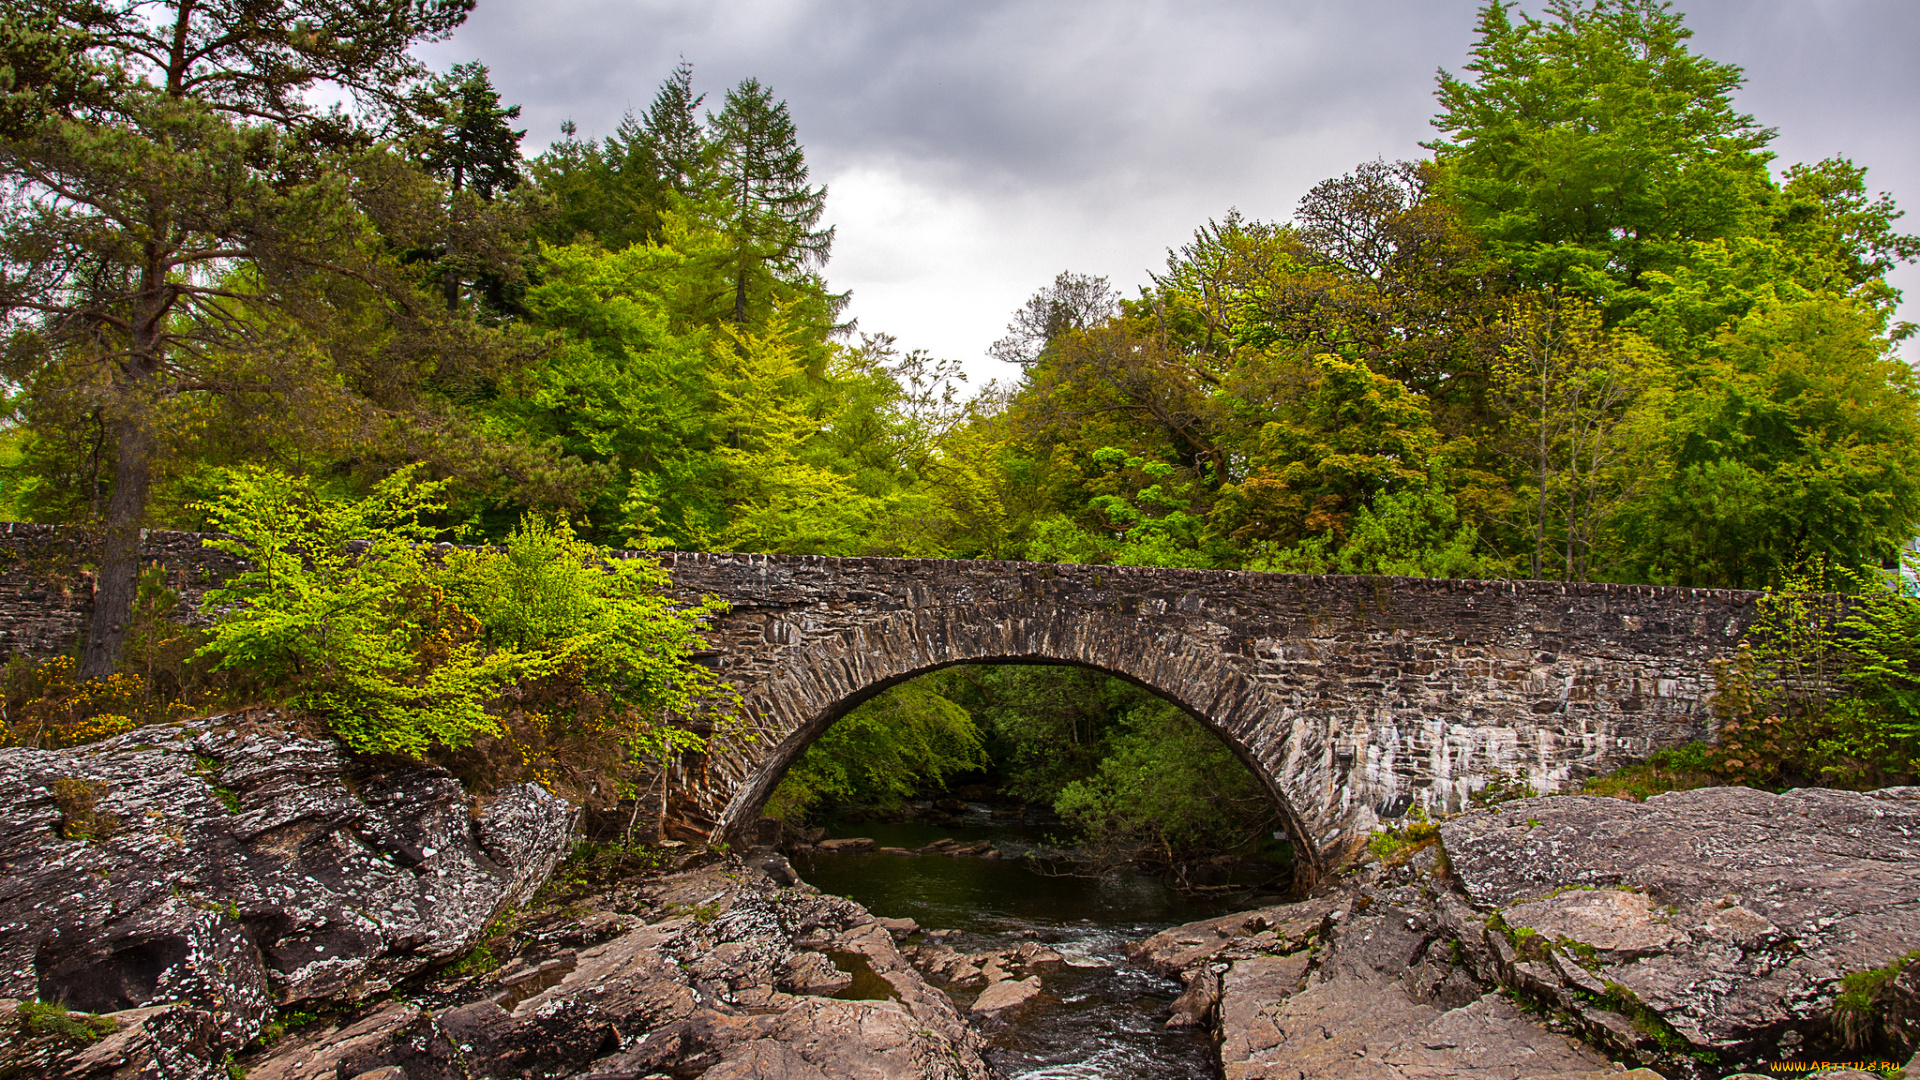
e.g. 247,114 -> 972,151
2,714 -> 1917,1079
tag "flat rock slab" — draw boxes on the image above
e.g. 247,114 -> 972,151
1221,954 -> 1608,1080
1501,888 -> 1681,958
970,975 -> 1042,1014
1128,896 -> 1337,974
1442,787 -> 1920,1053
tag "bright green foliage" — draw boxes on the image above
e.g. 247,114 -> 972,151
1490,292 -> 1668,581
1219,352 -> 1452,553
1831,949 -> 1920,1052
1619,294 -> 1920,588
1022,448 -> 1221,569
708,320 -> 872,553
1430,0 -> 1776,298
505,240 -> 718,543
1707,565 -> 1919,790
764,675 -> 987,822
1366,811 -> 1441,863
1294,481 -> 1493,579
195,466 -> 526,756
441,515 -> 725,716
194,466 -> 725,765
498,239 -> 955,556
1052,697 -> 1280,863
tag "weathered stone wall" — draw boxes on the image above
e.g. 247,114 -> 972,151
0,526 -> 1761,870
0,523 -> 242,659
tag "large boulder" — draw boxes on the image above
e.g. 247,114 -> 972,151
0,713 -> 577,1079
1441,787 -> 1920,1064
1133,785 -> 1920,1079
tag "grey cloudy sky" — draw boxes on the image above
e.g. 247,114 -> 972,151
419,0 -> 1920,381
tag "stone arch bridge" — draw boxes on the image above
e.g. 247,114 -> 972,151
655,552 -> 1758,878
0,526 -> 1759,878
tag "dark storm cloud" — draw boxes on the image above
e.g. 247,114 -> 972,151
426,1 -> 1477,187
418,1 -> 1920,366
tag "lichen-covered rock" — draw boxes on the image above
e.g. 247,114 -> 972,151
1143,889 -> 1611,1080
239,858 -> 991,1080
0,713 -> 577,1078
1441,787 -> 1920,1062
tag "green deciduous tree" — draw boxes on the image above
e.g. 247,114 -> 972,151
1618,294 -> 1920,588
1429,0 -> 1776,300
1490,291 -> 1665,580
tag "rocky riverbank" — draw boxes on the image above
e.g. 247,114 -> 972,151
228,853 -> 990,1080
1128,786 -> 1920,1080
0,715 -> 992,1080
5,712 -> 1917,1080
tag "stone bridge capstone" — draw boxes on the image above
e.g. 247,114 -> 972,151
0,525 -> 1761,876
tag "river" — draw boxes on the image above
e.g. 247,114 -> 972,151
792,805 -> 1290,1080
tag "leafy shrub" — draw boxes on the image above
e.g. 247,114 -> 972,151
192,465 -> 734,818
0,658 -> 140,749
1707,564 -> 1919,790
195,466 -> 526,757
1581,742 -> 1719,800
437,514 -> 732,808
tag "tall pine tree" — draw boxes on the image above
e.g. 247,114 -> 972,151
399,61 -> 527,310
707,78 -> 833,324
0,0 -> 474,676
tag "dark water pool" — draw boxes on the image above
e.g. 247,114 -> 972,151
793,810 -> 1288,1079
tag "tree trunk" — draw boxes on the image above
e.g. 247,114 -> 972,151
79,413 -> 153,679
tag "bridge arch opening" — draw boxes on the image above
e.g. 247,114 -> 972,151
716,656 -> 1322,889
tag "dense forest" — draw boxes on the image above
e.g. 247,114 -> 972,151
1,0 -> 1916,863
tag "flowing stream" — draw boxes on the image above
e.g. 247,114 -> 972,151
793,806 -> 1289,1080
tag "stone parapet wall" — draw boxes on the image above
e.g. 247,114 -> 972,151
0,523 -> 245,660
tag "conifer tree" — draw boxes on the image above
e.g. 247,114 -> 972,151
637,59 -> 708,197
0,0 -> 473,677
400,61 -> 527,309
707,78 -> 832,324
